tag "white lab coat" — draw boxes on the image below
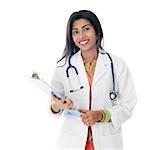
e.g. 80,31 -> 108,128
50,50 -> 137,150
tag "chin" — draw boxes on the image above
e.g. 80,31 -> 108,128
78,45 -> 88,51
80,47 -> 92,52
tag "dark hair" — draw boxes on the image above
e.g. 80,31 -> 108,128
58,10 -> 104,63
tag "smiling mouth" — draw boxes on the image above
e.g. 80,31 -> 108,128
79,40 -> 89,45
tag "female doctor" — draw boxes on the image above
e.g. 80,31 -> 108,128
50,10 -> 137,150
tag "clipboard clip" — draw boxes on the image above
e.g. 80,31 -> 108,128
31,71 -> 40,79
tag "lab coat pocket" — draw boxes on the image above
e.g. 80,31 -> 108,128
61,116 -> 85,136
98,123 -> 123,148
56,130 -> 85,149
99,133 -> 123,148
99,122 -> 121,136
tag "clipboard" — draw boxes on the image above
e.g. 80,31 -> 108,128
25,72 -> 82,117
26,73 -> 62,99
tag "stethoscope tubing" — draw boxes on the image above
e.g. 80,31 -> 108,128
105,52 -> 116,92
66,50 -> 119,101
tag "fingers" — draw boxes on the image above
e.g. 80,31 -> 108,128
51,94 -> 74,110
51,93 -> 60,102
82,116 -> 91,127
61,96 -> 69,104
80,111 -> 96,127
78,109 -> 89,114
80,111 -> 90,126
61,96 -> 73,110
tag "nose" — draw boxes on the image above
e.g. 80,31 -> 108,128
79,30 -> 86,39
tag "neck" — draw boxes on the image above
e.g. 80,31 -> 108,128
81,48 -> 98,62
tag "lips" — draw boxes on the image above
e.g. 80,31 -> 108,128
79,39 -> 89,45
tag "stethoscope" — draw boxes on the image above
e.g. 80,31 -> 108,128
66,50 -> 119,104
66,55 -> 84,93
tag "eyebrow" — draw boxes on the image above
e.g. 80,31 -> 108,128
72,24 -> 92,30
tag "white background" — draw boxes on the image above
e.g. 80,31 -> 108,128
0,0 -> 150,149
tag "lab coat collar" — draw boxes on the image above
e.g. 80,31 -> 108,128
73,49 -> 111,87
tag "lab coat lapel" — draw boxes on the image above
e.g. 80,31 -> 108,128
92,53 -> 109,86
71,51 -> 111,88
73,51 -> 89,88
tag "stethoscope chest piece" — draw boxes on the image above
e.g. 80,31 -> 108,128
110,91 -> 119,105
110,91 -> 118,101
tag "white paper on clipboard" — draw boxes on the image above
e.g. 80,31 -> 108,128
26,76 -> 62,99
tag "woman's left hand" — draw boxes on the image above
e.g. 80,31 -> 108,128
78,109 -> 102,127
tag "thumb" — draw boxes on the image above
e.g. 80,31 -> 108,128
78,109 -> 89,114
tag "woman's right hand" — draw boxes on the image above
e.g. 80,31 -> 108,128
51,93 -> 74,111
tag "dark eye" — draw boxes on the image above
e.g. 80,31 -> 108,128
83,27 -> 90,32
72,30 -> 79,35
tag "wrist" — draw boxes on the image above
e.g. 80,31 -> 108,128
102,110 -> 111,122
51,104 -> 62,113
97,110 -> 111,123
50,104 -> 63,117
96,111 -> 104,122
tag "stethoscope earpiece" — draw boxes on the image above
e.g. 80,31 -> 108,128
70,90 -> 74,93
80,86 -> 84,89
69,86 -> 84,93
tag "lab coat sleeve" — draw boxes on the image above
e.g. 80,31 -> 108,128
49,65 -> 65,117
107,58 -> 137,130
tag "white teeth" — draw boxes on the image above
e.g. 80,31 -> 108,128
79,40 -> 88,45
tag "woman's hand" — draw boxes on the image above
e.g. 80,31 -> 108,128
78,109 -> 103,126
51,93 -> 74,111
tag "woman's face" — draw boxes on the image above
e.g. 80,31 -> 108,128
72,18 -> 97,52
